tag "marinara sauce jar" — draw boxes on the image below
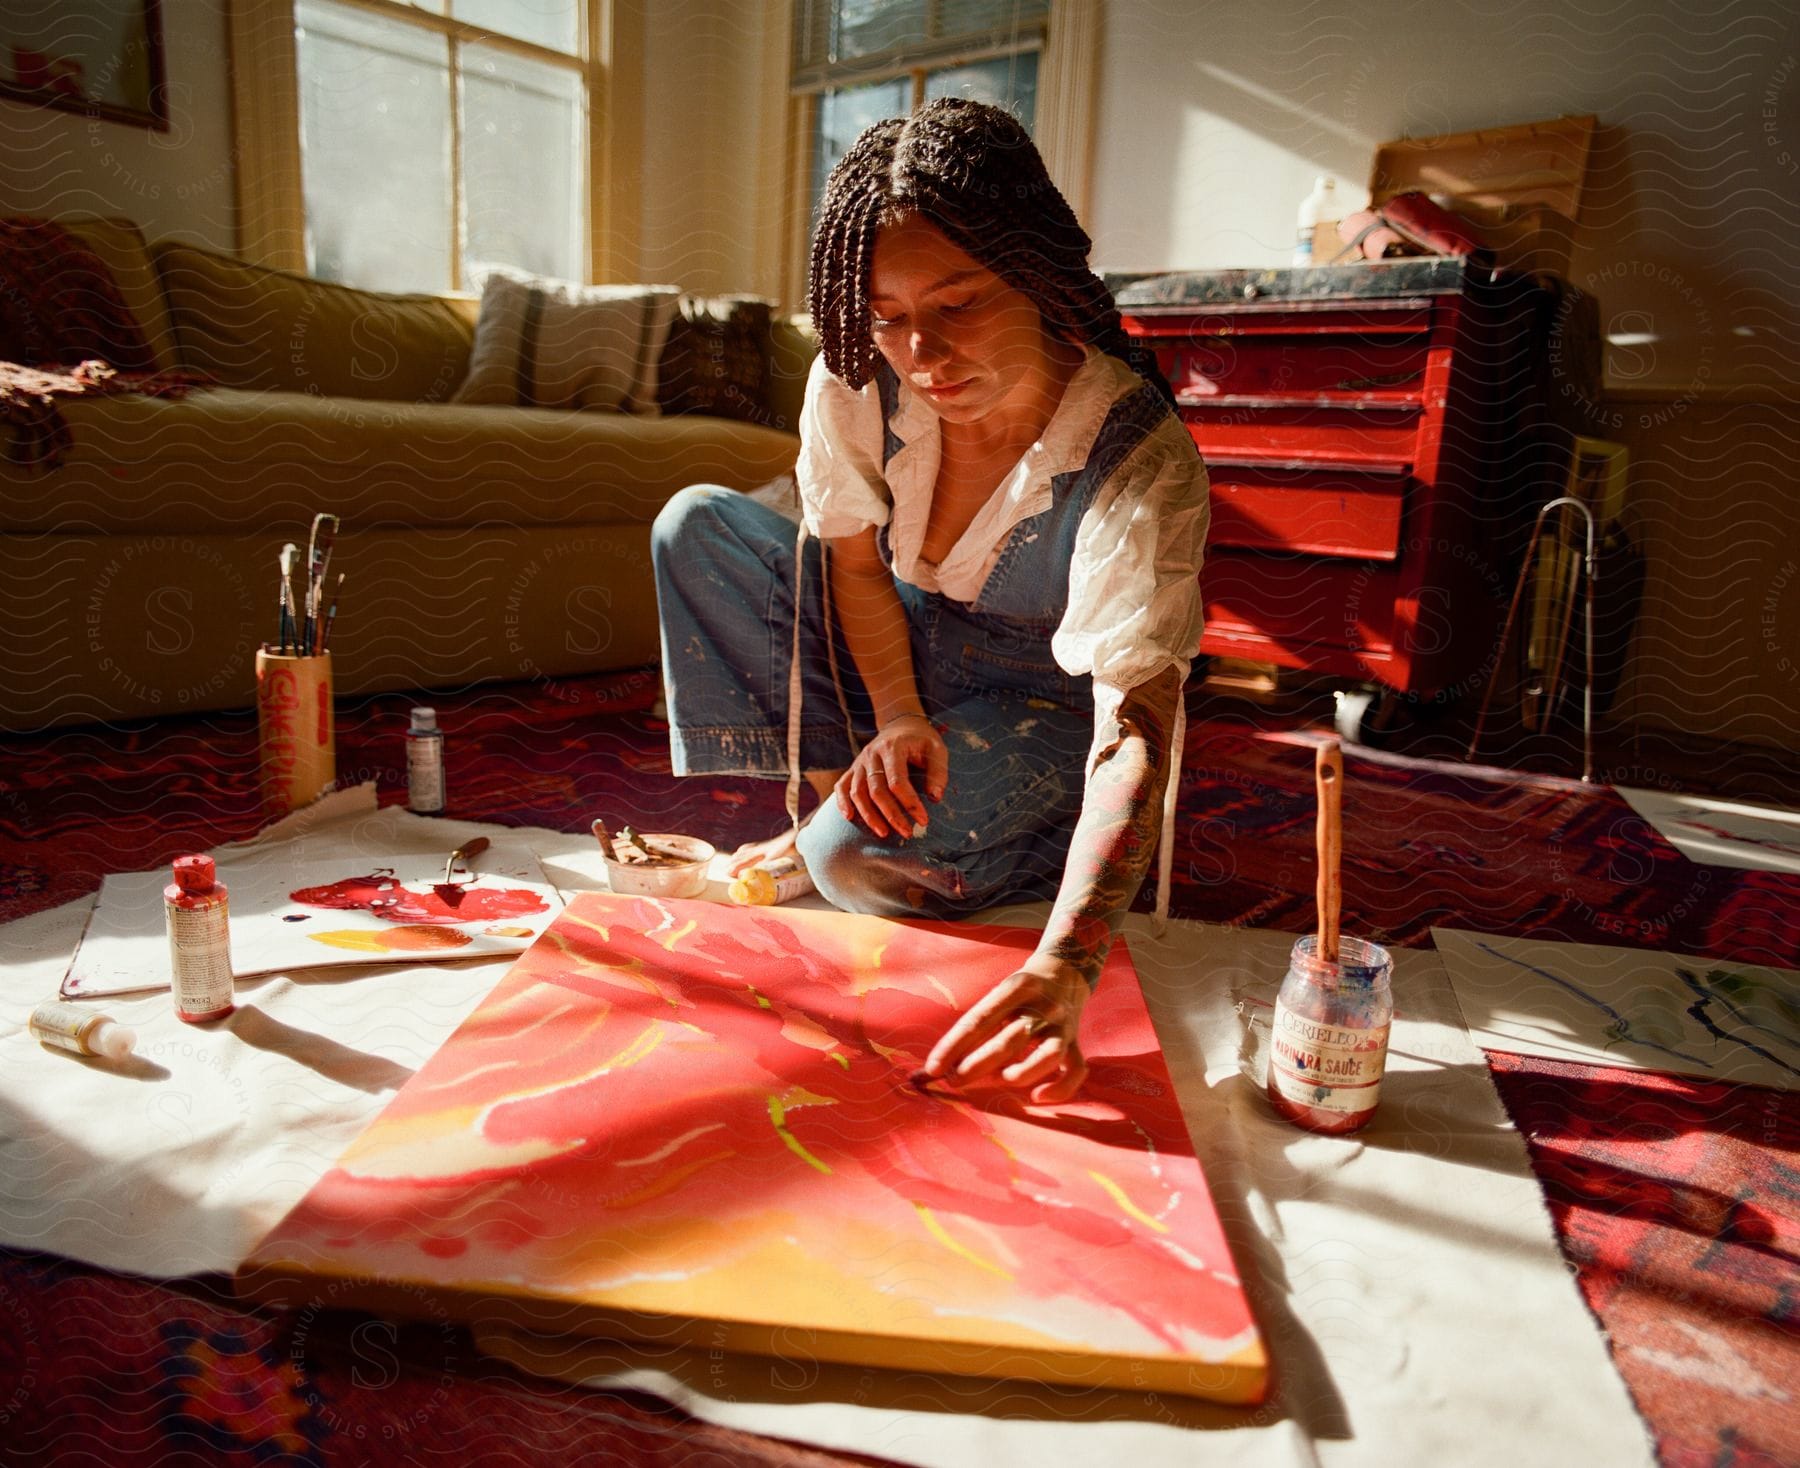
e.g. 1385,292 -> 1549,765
1266,935 -> 1393,1135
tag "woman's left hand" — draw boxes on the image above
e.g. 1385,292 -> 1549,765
921,956 -> 1090,1104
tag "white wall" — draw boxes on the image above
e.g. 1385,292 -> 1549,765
0,0 -> 235,250
1089,0 -> 1800,399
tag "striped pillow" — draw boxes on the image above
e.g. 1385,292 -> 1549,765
452,268 -> 679,413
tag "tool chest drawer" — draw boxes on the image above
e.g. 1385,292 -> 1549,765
1115,258 -> 1555,696
1206,465 -> 1410,560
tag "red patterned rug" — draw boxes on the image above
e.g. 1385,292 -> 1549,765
2,668 -> 1796,1465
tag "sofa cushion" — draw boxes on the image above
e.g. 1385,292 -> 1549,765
656,294 -> 775,426
0,387 -> 802,536
453,270 -> 678,415
152,243 -> 475,402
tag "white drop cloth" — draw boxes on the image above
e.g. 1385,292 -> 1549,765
0,791 -> 1652,1467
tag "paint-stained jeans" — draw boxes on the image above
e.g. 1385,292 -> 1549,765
651,486 -> 1093,919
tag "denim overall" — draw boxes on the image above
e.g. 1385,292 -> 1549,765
652,359 -> 1170,920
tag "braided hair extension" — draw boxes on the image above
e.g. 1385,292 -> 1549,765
808,97 -> 1173,404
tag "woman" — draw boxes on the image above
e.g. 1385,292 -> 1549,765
652,98 -> 1207,1103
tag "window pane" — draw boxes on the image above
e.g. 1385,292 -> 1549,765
461,43 -> 584,284
812,78 -> 909,221
833,0 -> 927,60
924,52 -> 1038,131
451,0 -> 580,56
297,0 -> 452,292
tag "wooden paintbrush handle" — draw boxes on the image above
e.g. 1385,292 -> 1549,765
1315,739 -> 1343,963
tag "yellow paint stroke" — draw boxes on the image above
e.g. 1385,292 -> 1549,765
308,925 -> 473,954
543,929 -> 682,1008
923,973 -> 957,1008
609,1149 -> 735,1208
767,1091 -> 834,1174
913,1203 -> 1014,1280
1088,1169 -> 1170,1233
744,985 -> 773,1010
828,1052 -> 850,1070
779,1011 -> 839,1052
617,1122 -> 727,1167
559,911 -> 612,944
656,919 -> 697,953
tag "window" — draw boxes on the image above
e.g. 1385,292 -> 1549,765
293,0 -> 589,293
790,0 -> 1050,224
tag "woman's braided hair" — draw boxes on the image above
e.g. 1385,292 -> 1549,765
808,97 -> 1171,402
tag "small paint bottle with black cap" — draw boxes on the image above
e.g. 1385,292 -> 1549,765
166,854 -> 235,1023
407,706 -> 445,814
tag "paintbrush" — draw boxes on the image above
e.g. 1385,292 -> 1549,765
305,512 -> 340,655
320,573 -> 344,653
1316,738 -> 1343,963
277,543 -> 298,654
591,818 -> 619,861
435,836 -> 491,906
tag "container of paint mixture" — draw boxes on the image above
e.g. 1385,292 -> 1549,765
1266,934 -> 1393,1134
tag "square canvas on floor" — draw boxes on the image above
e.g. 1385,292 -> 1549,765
238,893 -> 1267,1403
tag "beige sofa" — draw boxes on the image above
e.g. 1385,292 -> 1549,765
0,217 -> 814,731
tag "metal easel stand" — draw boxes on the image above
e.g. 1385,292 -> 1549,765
1466,496 -> 1600,783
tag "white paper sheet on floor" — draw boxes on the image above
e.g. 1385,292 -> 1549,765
0,791 -> 1652,1468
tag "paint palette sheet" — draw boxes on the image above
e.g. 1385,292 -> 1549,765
62,842 -> 564,997
237,894 -> 1268,1403
1433,927 -> 1800,1090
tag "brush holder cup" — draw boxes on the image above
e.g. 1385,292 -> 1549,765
255,647 -> 337,815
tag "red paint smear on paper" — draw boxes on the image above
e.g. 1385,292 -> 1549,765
289,872 -> 548,925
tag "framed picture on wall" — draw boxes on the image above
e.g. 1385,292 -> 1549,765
0,0 -> 169,132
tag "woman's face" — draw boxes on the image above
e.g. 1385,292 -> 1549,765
867,214 -> 1070,428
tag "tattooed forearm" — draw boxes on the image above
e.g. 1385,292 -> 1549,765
1037,665 -> 1182,987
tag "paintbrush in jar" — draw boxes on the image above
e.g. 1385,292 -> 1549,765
305,512 -> 339,655
1315,738 -> 1343,963
277,543 -> 298,654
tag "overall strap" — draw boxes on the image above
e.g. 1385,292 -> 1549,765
1153,697 -> 1186,936
784,521 -> 810,836
784,518 -> 862,837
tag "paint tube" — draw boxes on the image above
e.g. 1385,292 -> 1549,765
166,854 -> 235,1024
728,857 -> 816,906
29,1002 -> 136,1061
408,706 -> 446,814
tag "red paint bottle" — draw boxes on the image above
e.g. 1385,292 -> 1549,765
166,854 -> 235,1023
1266,935 -> 1393,1135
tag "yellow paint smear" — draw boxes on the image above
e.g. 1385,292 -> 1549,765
309,925 -> 473,954
608,1149 -> 735,1208
767,1091 -> 834,1174
913,1203 -> 1014,1280
1088,1170 -> 1170,1233
656,919 -> 697,952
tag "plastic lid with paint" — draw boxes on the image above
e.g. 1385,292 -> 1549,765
89,1018 -> 137,1061
172,853 -> 217,894
410,707 -> 438,733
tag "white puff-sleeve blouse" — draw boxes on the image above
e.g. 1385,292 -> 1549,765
793,346 -> 1209,705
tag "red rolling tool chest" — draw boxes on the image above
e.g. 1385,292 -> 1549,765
1115,259 -> 1555,709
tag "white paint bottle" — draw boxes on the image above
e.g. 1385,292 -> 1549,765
408,706 -> 445,814
166,854 -> 235,1023
29,1002 -> 137,1061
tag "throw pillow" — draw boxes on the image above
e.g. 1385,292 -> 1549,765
656,294 -> 775,426
453,269 -> 679,414
0,219 -> 157,372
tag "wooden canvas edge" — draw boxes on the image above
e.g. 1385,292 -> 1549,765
234,1260 -> 1269,1407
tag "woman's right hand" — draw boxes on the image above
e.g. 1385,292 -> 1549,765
837,713 -> 948,839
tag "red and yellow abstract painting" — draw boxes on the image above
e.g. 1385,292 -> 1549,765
238,894 -> 1267,1402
